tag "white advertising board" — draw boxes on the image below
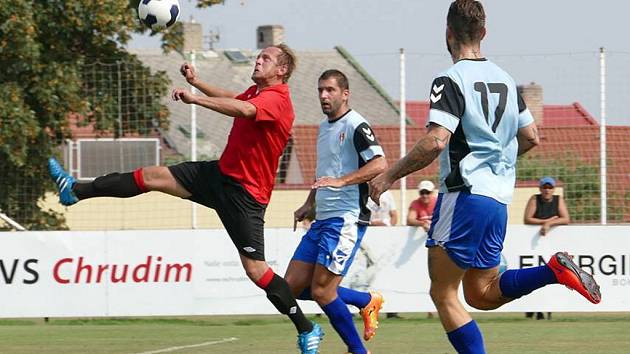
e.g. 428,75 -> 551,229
0,225 -> 627,317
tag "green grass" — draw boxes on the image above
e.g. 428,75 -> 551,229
0,313 -> 629,353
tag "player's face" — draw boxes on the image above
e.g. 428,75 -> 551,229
252,47 -> 285,83
318,78 -> 349,118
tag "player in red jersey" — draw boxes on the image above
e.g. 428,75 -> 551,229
49,44 -> 323,354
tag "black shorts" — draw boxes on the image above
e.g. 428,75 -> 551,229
168,160 -> 267,261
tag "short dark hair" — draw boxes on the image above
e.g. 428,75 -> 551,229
447,0 -> 486,44
272,44 -> 297,83
318,69 -> 349,91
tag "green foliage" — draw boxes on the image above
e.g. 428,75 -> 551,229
0,0 -> 224,229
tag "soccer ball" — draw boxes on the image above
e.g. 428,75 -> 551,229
138,0 -> 181,31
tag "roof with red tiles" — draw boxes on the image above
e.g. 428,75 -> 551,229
402,100 -> 599,127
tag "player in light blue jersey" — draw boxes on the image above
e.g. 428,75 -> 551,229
369,1 -> 601,353
286,70 -> 387,354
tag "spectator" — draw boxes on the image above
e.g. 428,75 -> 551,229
407,180 -> 437,232
523,176 -> 571,320
367,190 -> 398,226
524,177 -> 570,236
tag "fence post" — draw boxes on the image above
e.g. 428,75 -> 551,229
599,47 -> 607,225
190,51 -> 198,229
399,48 -> 407,225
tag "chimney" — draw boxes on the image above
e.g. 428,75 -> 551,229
183,21 -> 203,52
517,82 -> 543,126
256,25 -> 284,49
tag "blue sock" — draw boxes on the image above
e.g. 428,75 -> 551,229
299,287 -> 371,309
337,287 -> 371,308
447,320 -> 485,354
499,265 -> 558,299
321,297 -> 366,354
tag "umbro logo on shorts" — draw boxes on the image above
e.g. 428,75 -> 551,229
289,306 -> 297,314
243,247 -> 256,253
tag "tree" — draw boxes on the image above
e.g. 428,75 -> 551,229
0,0 -> 223,230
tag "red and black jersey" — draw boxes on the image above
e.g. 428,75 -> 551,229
218,83 -> 294,204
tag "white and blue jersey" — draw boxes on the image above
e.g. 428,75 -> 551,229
292,109 -> 384,275
426,58 -> 534,269
428,58 -> 534,204
314,110 -> 385,225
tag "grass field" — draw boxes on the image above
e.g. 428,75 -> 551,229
1,313 -> 629,353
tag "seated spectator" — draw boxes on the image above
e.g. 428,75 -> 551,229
407,180 -> 437,232
367,190 -> 398,226
524,177 -> 570,236
523,176 -> 571,321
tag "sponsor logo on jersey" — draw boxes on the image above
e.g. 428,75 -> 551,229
431,83 -> 444,103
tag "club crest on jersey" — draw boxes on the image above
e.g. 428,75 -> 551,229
430,83 -> 444,103
339,132 -> 345,144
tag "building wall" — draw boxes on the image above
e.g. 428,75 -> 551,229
33,187 -> 562,231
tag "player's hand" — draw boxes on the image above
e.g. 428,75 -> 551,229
312,176 -> 345,189
293,204 -> 312,231
368,172 -> 393,206
180,62 -> 197,85
171,89 -> 196,104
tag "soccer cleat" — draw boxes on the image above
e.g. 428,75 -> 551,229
297,321 -> 324,354
48,158 -> 78,206
359,291 -> 384,341
547,252 -> 601,304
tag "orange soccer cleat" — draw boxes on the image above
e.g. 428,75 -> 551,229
547,252 -> 601,304
359,291 -> 384,341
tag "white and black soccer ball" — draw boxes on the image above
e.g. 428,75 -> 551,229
138,0 -> 181,31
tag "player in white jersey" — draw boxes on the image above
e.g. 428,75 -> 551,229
286,70 -> 387,354
369,1 -> 601,353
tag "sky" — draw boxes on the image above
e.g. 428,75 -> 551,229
131,0 -> 630,125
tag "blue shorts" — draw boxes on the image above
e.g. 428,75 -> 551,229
426,191 -> 507,269
291,217 -> 367,276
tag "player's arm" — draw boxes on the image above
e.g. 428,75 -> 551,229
180,63 -> 238,98
384,123 -> 450,183
517,122 -> 540,156
312,156 -> 387,188
370,76 -> 461,204
294,189 -> 316,231
172,89 -> 257,119
516,93 -> 539,156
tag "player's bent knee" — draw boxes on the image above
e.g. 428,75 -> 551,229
310,285 -> 334,305
464,293 -> 499,311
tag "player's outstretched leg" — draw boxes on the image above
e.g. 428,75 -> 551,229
498,252 -> 601,305
547,252 -> 601,304
48,157 -> 152,206
48,158 -> 78,206
298,287 -> 383,341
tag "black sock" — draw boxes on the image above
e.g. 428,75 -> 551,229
73,172 -> 143,200
263,274 -> 313,334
